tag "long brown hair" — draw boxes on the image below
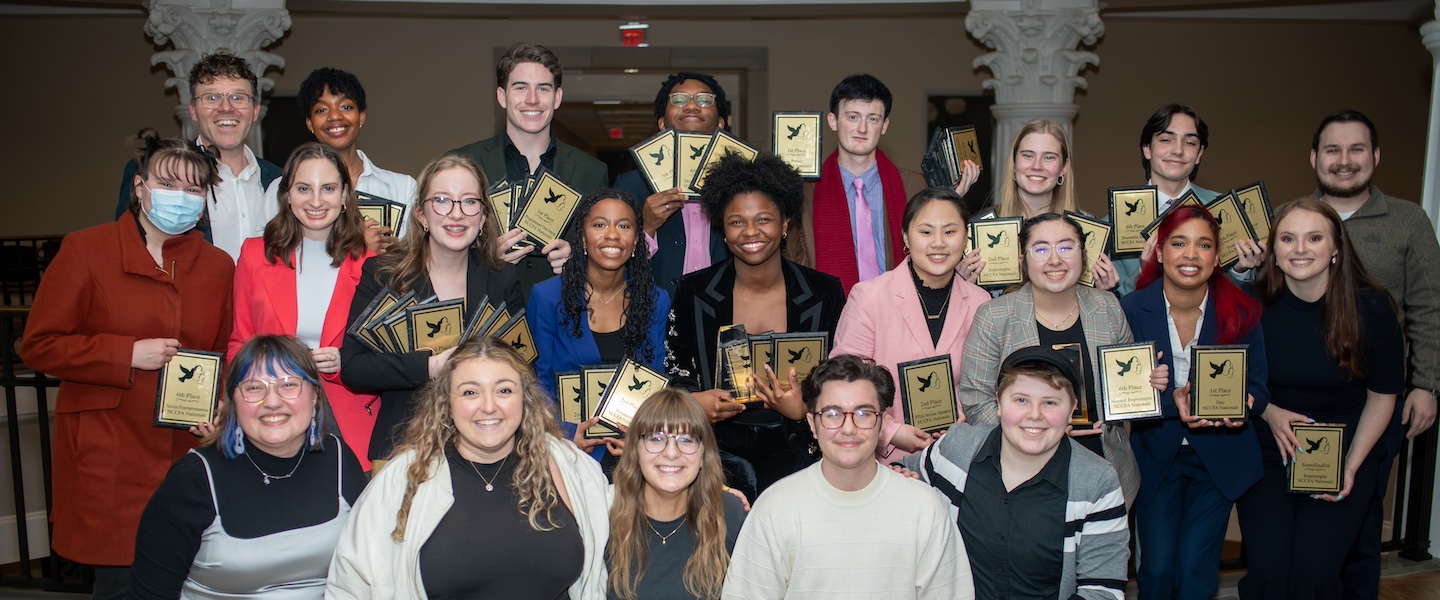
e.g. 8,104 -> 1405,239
388,337 -> 564,542
1256,198 -> 1392,378
376,153 -> 504,294
994,119 -> 1078,218
263,143 -> 368,268
607,389 -> 729,600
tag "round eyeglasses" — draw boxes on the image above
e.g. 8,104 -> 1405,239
642,432 -> 701,455
668,92 -> 716,109
428,196 -> 485,217
810,408 -> 881,430
195,92 -> 254,109
236,376 -> 308,403
1026,243 -> 1079,260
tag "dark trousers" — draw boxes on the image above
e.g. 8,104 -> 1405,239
1340,409 -> 1405,599
1136,446 -> 1234,600
1236,449 -> 1379,599
91,566 -> 130,600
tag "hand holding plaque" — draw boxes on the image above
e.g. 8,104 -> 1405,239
154,349 -> 223,429
512,168 -> 582,248
581,365 -> 621,439
594,359 -> 670,431
1205,193 -> 1259,271
1188,345 -> 1249,421
968,217 -> 1023,288
1231,181 -> 1274,243
1098,342 -> 1162,422
1065,211 -> 1113,288
899,355 -> 958,434
1288,422 -> 1345,494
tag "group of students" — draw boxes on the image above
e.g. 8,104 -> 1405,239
17,40 -> 1438,600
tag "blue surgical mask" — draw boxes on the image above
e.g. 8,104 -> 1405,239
144,185 -> 207,235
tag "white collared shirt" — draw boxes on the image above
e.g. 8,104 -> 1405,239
263,149 -> 419,236
1165,290 -> 1207,441
1150,179 -> 1194,213
206,141 -> 267,261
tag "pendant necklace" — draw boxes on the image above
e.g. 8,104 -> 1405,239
244,448 -> 305,486
467,454 -> 509,492
648,518 -> 686,545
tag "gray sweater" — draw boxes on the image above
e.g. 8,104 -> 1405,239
1320,185 -> 1440,391
900,423 -> 1129,600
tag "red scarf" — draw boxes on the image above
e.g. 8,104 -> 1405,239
813,149 -> 908,295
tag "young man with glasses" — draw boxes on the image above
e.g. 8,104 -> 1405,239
614,72 -> 733,297
723,354 -> 973,599
114,53 -> 280,261
451,42 -> 607,302
902,346 -> 1130,600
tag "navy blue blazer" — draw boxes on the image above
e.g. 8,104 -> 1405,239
1121,281 -> 1270,504
614,170 -> 731,299
528,274 -> 670,422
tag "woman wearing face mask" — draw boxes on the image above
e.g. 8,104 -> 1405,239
827,187 -> 989,460
20,129 -> 233,599
232,143 -> 379,469
956,213 -> 1160,508
528,188 -> 668,460
341,153 -> 524,468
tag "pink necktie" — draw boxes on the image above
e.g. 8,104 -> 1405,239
853,177 -> 881,281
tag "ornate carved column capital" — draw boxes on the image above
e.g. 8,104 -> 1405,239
966,0 -> 1103,105
143,0 -> 290,142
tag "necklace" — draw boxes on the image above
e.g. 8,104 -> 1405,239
243,447 -> 305,486
1036,302 -> 1080,330
910,264 -> 954,321
588,283 -> 625,306
647,517 -> 686,545
918,289 -> 951,320
466,454 -> 509,492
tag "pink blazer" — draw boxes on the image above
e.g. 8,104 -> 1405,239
230,237 -> 379,470
832,258 -> 989,460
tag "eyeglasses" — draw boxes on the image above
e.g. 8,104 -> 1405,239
642,432 -> 700,454
668,92 -> 717,109
195,92 -> 255,109
1026,243 -> 1079,260
811,408 -> 881,430
236,376 -> 308,403
428,196 -> 485,217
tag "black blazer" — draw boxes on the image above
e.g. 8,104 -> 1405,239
613,169 -> 731,299
665,258 -> 845,391
340,249 -> 524,461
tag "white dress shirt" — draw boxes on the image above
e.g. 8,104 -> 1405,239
207,142 -> 269,261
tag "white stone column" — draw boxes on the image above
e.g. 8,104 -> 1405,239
144,0 -> 290,151
966,0 -> 1103,197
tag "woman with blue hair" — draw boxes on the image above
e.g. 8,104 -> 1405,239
129,335 -> 365,599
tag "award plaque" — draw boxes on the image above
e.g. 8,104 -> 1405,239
595,359 -> 670,431
948,126 -> 983,173
382,310 -> 413,354
969,217 -> 1024,288
920,128 -> 952,188
689,130 -> 759,195
512,168 -> 582,247
675,130 -> 714,198
357,191 -> 405,229
1189,345 -> 1249,420
773,112 -> 822,179
748,333 -> 774,389
154,349 -> 223,429
461,300 -> 499,344
555,371 -> 583,424
1205,193 -> 1259,271
1065,211 -> 1113,288
347,287 -> 400,354
771,332 -> 828,393
1097,342 -> 1162,422
1140,194 -> 1204,241
581,365 -> 621,439
1232,181 -> 1274,243
408,299 -> 465,355
493,310 -> 537,364
1288,422 -> 1345,494
487,181 -> 515,232
1109,186 -> 1158,257
356,196 -> 389,228
714,326 -> 755,402
629,129 -> 678,194
899,355 -> 958,434
483,307 -> 512,338
1045,343 -> 1092,426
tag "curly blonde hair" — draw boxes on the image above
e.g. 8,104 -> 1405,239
388,337 -> 564,542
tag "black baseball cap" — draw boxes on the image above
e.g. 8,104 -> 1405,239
998,345 -> 1083,400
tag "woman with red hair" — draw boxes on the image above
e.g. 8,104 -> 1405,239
1120,205 -> 1271,600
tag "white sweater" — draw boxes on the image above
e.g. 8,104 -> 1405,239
325,436 -> 610,599
722,461 -> 975,599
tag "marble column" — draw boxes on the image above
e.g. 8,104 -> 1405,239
966,0 -> 1103,196
144,0 -> 290,150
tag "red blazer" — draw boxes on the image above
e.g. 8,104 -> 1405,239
230,237 -> 379,470
21,218 -> 233,566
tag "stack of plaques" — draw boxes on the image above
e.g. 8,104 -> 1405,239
629,129 -> 760,197
712,324 -> 828,404
565,360 -> 671,439
484,166 -> 583,249
1108,179 -> 1274,273
356,191 -> 407,230
921,125 -> 983,188
346,291 -> 536,363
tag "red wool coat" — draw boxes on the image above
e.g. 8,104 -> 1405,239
21,218 -> 233,566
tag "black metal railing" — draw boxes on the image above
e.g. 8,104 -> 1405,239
0,307 -> 89,592
0,237 -> 63,307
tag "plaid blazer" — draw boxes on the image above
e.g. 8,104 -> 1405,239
957,283 -> 1140,506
